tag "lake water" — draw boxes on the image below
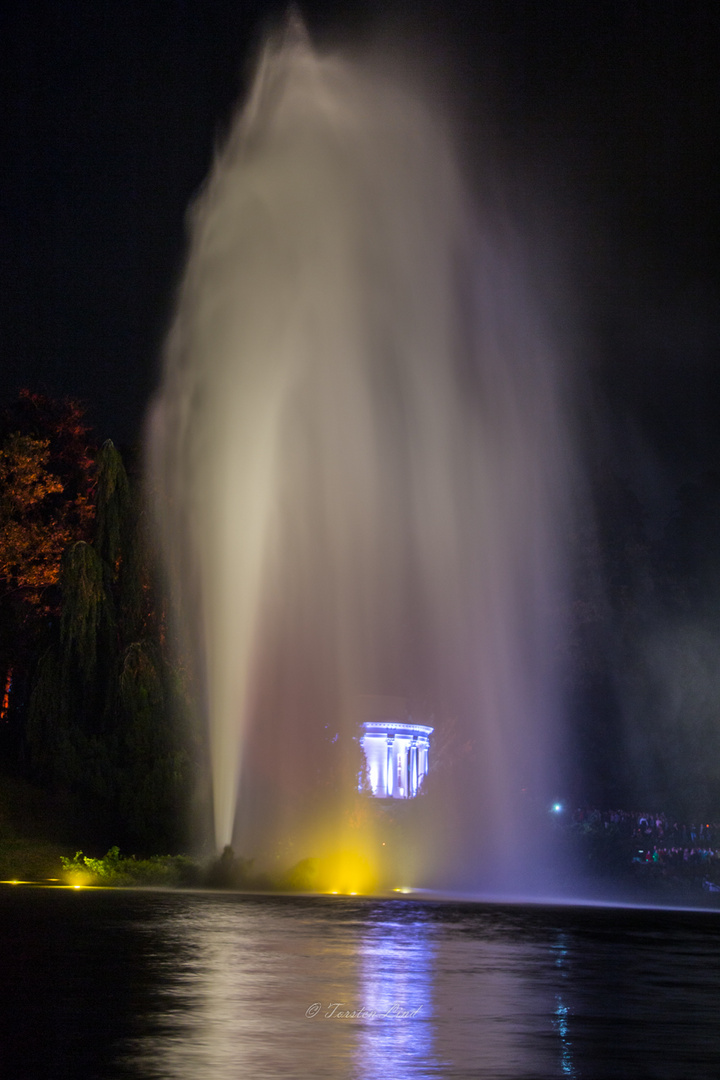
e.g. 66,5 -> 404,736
1,888 -> 720,1079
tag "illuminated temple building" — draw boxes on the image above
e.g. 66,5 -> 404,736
358,698 -> 433,799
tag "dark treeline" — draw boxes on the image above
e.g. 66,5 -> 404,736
0,391 -> 193,853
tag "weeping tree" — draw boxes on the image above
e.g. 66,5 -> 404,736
115,641 -> 189,849
27,542 -> 109,789
27,441 -> 190,851
60,541 -> 110,702
94,440 -> 131,571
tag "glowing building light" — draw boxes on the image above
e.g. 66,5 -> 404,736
359,722 -> 433,799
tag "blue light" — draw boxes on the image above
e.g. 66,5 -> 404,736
360,721 -> 433,800
552,803 -> 563,813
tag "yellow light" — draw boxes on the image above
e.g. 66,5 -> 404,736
314,849 -> 376,896
64,870 -> 92,888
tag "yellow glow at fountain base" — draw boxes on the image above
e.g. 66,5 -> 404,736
319,850 -> 377,896
283,847 -> 379,895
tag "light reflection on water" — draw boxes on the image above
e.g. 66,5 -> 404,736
124,896 -> 584,1080
129,898 -> 365,1078
551,933 -> 575,1078
355,913 -> 436,1078
119,893 -> 720,1079
4,889 -> 720,1079
129,898 -> 446,1079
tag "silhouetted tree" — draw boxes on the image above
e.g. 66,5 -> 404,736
23,429 -> 190,851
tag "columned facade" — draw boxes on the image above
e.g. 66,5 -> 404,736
360,721 -> 433,799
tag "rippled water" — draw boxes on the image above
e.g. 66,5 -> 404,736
2,889 -> 720,1079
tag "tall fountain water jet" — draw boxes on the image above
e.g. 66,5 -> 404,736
147,17 -> 573,892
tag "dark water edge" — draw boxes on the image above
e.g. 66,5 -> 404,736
2,886 -> 720,1080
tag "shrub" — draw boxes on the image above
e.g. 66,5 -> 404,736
60,846 -> 200,887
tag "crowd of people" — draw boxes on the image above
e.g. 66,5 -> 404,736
569,807 -> 720,890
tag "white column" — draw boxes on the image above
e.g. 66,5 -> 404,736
386,736 -> 394,797
411,740 -> 418,796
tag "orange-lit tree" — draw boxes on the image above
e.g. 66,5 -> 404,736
0,392 -> 95,733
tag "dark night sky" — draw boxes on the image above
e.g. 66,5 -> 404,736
1,0 -> 719,476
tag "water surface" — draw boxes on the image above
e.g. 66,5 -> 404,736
1,889 -> 719,1079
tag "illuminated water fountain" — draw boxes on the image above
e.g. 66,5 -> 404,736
147,16 -> 573,894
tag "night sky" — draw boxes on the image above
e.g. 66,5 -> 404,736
1,0 -> 718,470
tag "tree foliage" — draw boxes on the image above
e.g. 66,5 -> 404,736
18,421 -> 193,851
0,393 -> 193,852
60,542 -> 108,685
94,440 -> 131,572
0,392 -> 94,611
0,434 -> 69,600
